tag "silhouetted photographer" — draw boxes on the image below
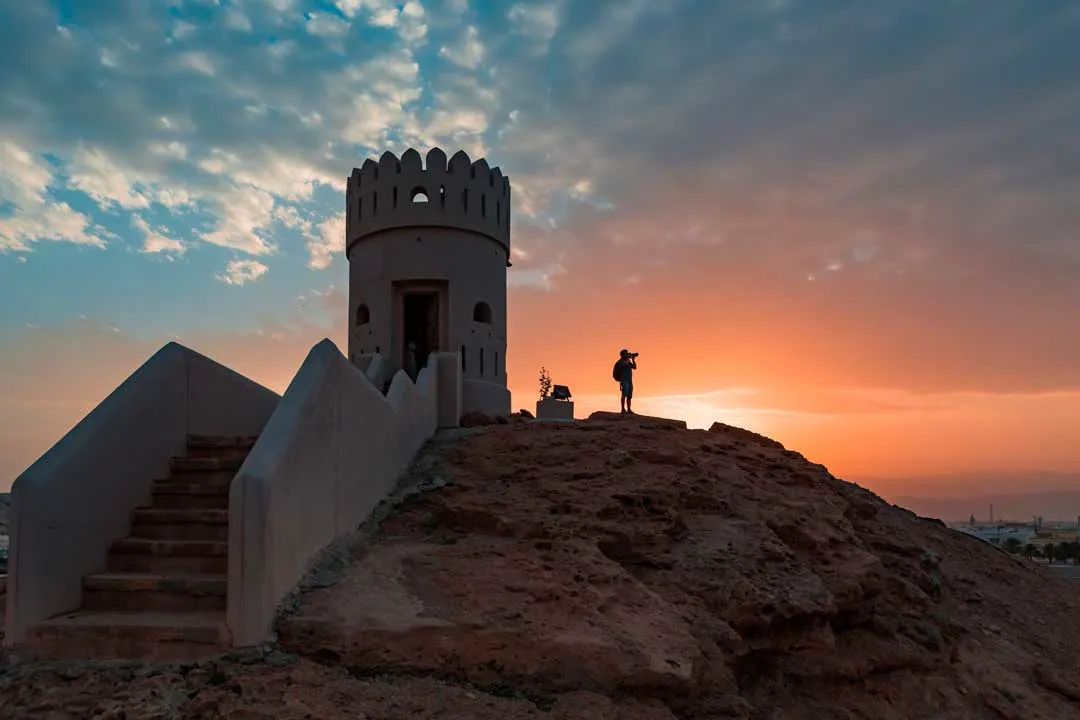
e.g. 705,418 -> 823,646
612,349 -> 638,414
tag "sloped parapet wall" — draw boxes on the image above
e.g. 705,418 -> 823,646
226,340 -> 462,647
363,352 -> 394,394
3,343 -> 280,645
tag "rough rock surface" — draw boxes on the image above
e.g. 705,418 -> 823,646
5,413 -> 1080,719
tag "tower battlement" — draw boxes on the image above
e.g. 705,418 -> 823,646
345,147 -> 511,259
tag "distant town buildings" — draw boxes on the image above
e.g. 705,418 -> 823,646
950,517 -> 1080,567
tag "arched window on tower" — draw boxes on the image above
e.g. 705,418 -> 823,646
473,301 -> 492,324
411,187 -> 428,203
355,304 -> 370,326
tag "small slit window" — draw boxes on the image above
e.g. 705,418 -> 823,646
355,304 -> 370,326
473,301 -> 492,324
461,345 -> 467,371
480,347 -> 485,375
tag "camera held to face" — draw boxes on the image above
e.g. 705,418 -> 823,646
626,352 -> 639,359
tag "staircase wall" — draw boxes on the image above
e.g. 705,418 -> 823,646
227,339 -> 462,647
4,343 -> 280,646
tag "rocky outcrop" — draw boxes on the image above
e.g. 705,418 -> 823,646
5,414 -> 1080,719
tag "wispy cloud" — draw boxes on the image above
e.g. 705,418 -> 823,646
217,258 -> 270,286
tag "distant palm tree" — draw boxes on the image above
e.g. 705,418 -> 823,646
1024,543 -> 1039,558
1044,542 -> 1056,564
1004,537 -> 1023,554
1058,542 -> 1073,565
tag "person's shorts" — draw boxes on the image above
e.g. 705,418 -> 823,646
620,378 -> 633,398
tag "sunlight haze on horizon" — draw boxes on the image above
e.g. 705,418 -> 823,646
1,0 -> 1078,500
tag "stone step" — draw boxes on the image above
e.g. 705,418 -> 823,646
26,610 -> 229,661
186,434 -> 258,451
185,435 -> 257,461
107,538 -> 228,575
153,479 -> 231,494
151,484 -> 230,510
168,456 -> 245,483
130,508 -> 228,542
83,572 -> 227,613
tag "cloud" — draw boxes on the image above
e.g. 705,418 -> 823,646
0,141 -> 105,252
67,147 -> 155,210
506,1 -> 559,51
132,215 -> 185,255
305,11 -> 351,39
439,24 -> 484,69
308,213 -> 345,270
217,258 -> 269,285
224,6 -> 254,32
200,185 -> 278,255
334,0 -> 428,44
0,0 -> 464,278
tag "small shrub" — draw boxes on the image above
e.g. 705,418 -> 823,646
538,366 -> 552,400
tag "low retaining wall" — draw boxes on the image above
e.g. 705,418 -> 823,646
463,378 -> 511,417
4,343 -> 280,646
227,339 -> 462,647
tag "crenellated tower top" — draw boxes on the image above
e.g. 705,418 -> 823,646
345,147 -> 511,261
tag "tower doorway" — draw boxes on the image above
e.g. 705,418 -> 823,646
402,291 -> 440,372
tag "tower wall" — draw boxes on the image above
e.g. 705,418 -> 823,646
346,147 -> 510,255
346,148 -> 511,416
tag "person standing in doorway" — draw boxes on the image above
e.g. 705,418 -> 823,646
613,349 -> 637,414
404,341 -> 419,382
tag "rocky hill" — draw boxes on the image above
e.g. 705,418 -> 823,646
3,413 -> 1080,719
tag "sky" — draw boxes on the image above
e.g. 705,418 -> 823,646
1,0 -> 1079,498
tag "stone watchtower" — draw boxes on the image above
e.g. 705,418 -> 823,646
346,147 -> 511,416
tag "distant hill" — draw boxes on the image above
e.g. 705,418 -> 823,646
850,472 -> 1080,521
890,491 -> 1080,523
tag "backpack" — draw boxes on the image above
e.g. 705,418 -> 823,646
612,360 -> 622,382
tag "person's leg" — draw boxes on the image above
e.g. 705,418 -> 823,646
625,382 -> 633,414
620,379 -> 629,412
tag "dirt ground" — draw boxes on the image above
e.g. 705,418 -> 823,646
4,412 -> 1080,719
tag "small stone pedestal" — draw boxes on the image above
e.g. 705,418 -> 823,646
536,397 -> 574,421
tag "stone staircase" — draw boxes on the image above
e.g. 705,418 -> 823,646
24,434 -> 257,661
